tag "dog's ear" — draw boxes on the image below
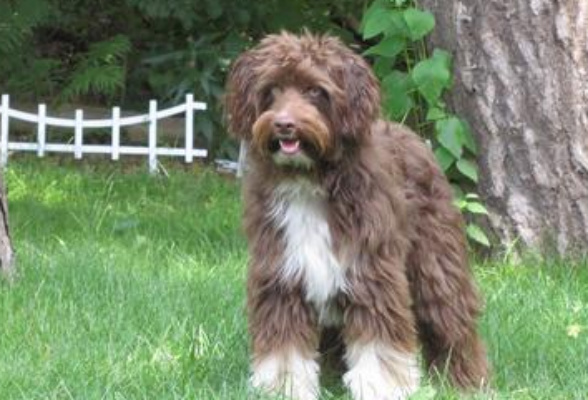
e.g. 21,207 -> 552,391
332,53 -> 381,141
224,51 -> 260,140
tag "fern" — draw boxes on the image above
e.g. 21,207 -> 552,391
59,35 -> 131,103
0,0 -> 51,53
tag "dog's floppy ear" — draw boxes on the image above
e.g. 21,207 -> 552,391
224,50 -> 260,140
332,52 -> 381,141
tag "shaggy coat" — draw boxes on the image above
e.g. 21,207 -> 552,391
225,32 -> 488,400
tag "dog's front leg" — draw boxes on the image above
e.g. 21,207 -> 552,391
248,280 -> 320,400
342,262 -> 421,400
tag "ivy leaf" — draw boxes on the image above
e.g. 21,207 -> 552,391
364,35 -> 406,58
451,184 -> 464,200
456,158 -> 478,182
434,147 -> 455,172
373,57 -> 394,79
436,117 -> 463,158
426,106 -> 447,121
459,119 -> 477,154
403,8 -> 435,41
362,5 -> 393,39
467,224 -> 490,247
411,49 -> 452,105
466,202 -> 488,215
382,71 -> 414,120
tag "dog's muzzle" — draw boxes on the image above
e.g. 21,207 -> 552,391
271,113 -> 303,156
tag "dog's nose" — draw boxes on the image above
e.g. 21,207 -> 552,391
272,113 -> 296,136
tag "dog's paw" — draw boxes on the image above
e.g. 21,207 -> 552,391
343,342 -> 420,400
343,368 -> 417,400
250,351 -> 319,400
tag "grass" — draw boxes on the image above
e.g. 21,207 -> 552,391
1,159 -> 588,399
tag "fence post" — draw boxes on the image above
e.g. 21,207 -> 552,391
37,104 -> 47,157
148,100 -> 157,173
185,94 -> 194,163
74,109 -> 83,159
1,95 -> 9,167
112,106 -> 120,161
237,140 -> 247,178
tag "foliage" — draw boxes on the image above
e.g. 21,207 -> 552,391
0,0 -> 365,158
128,0 -> 361,157
0,0 -> 58,98
59,35 -> 132,103
360,0 -> 490,247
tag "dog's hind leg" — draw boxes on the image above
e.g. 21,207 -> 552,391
406,199 -> 489,389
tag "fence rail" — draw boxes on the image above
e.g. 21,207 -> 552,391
0,94 -> 208,173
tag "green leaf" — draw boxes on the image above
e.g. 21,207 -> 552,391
426,106 -> 446,121
364,35 -> 406,58
436,117 -> 463,158
382,71 -> 414,120
465,202 -> 488,215
362,6 -> 393,39
467,224 -> 490,247
411,49 -> 452,104
373,57 -> 394,79
434,147 -> 455,172
459,119 -> 477,154
456,158 -> 478,182
384,11 -> 410,38
403,8 -> 435,41
451,184 -> 464,199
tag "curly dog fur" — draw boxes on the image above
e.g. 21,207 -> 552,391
225,32 -> 489,400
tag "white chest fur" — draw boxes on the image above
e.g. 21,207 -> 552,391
270,180 -> 346,326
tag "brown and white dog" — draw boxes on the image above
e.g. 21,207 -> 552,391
225,32 -> 489,400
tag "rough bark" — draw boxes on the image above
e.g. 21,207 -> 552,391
419,0 -> 588,254
0,170 -> 14,279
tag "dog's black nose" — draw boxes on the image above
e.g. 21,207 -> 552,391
272,113 -> 296,136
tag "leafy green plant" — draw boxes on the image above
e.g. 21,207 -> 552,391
361,0 -> 490,247
59,35 -> 131,103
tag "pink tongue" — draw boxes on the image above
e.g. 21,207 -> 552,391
279,139 -> 300,154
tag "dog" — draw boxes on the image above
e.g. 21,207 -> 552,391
225,32 -> 489,400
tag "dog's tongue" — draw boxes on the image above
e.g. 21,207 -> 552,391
279,139 -> 300,155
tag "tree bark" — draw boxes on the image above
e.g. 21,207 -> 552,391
0,170 -> 14,279
419,0 -> 588,254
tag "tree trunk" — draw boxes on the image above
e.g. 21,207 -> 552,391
419,0 -> 588,254
0,170 -> 14,279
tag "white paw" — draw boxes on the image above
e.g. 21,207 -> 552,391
251,351 -> 319,400
344,368 -> 416,400
343,342 -> 420,400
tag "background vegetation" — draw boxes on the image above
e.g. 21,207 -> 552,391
0,0 -> 362,157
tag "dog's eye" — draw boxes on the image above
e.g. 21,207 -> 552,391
305,87 -> 329,102
259,85 -> 281,110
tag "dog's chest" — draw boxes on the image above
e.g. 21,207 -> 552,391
271,181 -> 346,326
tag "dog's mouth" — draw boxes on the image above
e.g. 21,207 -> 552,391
269,137 -> 304,155
278,139 -> 301,155
268,136 -> 315,168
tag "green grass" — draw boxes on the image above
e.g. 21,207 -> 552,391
1,159 -> 588,399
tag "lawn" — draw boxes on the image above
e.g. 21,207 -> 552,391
1,160 -> 588,399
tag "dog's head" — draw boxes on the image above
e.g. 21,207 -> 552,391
225,32 -> 381,168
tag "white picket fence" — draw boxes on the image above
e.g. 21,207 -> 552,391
0,94 -> 208,173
